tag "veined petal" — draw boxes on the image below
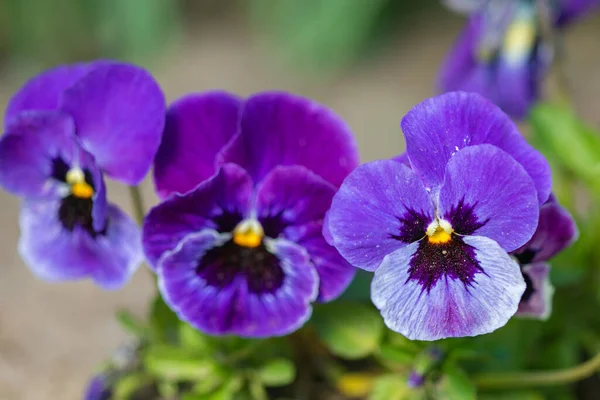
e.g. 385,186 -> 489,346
158,231 -> 318,337
401,92 -> 551,203
372,236 -> 525,340
219,91 -> 359,187
153,91 -> 243,198
4,63 -> 89,125
438,144 -> 539,252
60,61 -> 166,185
19,200 -> 142,290
328,160 -> 435,272
0,111 -> 99,199
513,197 -> 578,263
516,262 -> 554,320
142,163 -> 253,268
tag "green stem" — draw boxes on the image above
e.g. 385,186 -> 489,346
474,352 -> 600,389
128,185 -> 146,225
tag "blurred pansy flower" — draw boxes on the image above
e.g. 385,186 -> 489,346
83,374 -> 111,400
0,61 -> 165,288
143,91 -> 359,337
512,195 -> 578,319
327,92 -> 549,340
440,0 -> 599,118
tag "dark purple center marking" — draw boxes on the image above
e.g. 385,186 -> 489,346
514,248 -> 537,265
390,208 -> 429,243
197,239 -> 285,294
444,198 -> 489,235
520,272 -> 535,303
407,235 -> 485,293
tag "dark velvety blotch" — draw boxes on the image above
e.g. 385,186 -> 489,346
58,195 -> 104,237
444,198 -> 489,235
407,235 -> 485,292
521,272 -> 535,302
197,240 -> 285,294
390,207 -> 429,243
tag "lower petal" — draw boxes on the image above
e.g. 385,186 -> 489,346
18,200 -> 142,289
516,263 -> 554,320
371,236 -> 524,340
158,232 -> 318,337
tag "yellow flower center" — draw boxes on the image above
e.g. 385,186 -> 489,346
65,167 -> 94,199
502,19 -> 536,62
426,219 -> 453,244
233,219 -> 264,248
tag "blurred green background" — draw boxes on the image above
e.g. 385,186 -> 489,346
0,1 -> 599,399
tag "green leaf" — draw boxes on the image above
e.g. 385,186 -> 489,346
149,295 -> 180,344
257,358 -> 296,387
368,374 -> 410,400
248,378 -> 268,400
435,365 -> 476,400
312,302 -> 384,359
144,345 -> 217,381
479,391 -> 544,400
377,344 -> 416,366
113,372 -> 152,400
116,309 -> 148,337
179,322 -> 211,353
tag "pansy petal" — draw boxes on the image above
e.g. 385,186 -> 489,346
372,236 -> 525,340
514,199 -> 578,263
159,232 -> 318,337
401,91 -> 551,203
392,152 -> 411,167
256,165 -> 336,234
142,163 -> 253,268
0,111 -> 99,199
83,374 -> 111,400
438,144 -> 539,252
60,62 -> 166,184
219,91 -> 359,187
286,221 -> 356,302
555,0 -> 600,26
153,92 -> 243,198
19,200 -> 142,290
516,262 -> 554,319
328,160 -> 435,272
4,63 -> 88,125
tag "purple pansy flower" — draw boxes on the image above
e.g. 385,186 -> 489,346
143,91 -> 359,337
327,92 -> 548,340
512,195 -> 578,319
439,0 -> 598,118
0,61 -> 165,289
83,374 -> 111,400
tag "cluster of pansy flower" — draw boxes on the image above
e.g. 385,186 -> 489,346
0,61 -> 165,289
439,0 -> 600,118
326,91 -> 577,340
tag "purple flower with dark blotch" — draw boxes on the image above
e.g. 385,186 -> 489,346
0,61 -> 165,288
399,92 -> 551,205
143,91 -> 359,337
439,1 -> 551,118
513,196 -> 578,319
328,93 -> 545,340
83,374 -> 111,400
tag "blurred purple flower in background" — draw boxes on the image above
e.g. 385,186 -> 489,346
143,91 -> 359,337
513,195 -> 578,319
83,374 -> 111,400
0,61 -> 165,288
327,92 -> 551,340
439,0 -> 599,118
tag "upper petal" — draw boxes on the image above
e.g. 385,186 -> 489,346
153,91 -> 243,199
401,91 -> 551,204
158,231 -> 318,337
372,236 -> 525,340
438,144 -> 539,252
219,91 -> 359,187
142,163 -> 253,268
4,63 -> 89,125
513,197 -> 578,263
19,200 -> 142,290
0,111 -> 97,199
328,159 -> 435,272
60,62 -> 166,185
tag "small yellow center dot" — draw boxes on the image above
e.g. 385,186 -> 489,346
426,219 -> 453,244
71,182 -> 94,199
233,219 -> 264,248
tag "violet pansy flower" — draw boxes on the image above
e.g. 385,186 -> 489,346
0,61 -> 165,289
143,91 -> 359,337
513,195 -> 578,319
328,92 -> 549,340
